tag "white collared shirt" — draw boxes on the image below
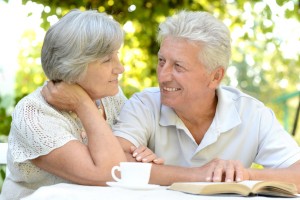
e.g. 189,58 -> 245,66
113,86 -> 300,168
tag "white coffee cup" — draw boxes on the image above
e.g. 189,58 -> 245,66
111,162 -> 152,185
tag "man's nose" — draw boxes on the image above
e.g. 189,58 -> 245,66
158,63 -> 173,82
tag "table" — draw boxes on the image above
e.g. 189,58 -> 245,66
22,183 -> 300,200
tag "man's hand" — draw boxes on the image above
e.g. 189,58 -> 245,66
201,158 -> 250,182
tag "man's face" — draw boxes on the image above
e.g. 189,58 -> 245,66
157,36 -> 214,111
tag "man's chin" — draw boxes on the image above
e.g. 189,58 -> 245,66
161,98 -> 175,107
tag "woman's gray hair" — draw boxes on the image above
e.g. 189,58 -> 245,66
157,11 -> 231,71
42,9 -> 124,83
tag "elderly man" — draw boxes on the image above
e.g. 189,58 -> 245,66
112,11 -> 300,190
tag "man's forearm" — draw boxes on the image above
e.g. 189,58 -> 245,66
124,152 -> 205,185
149,164 -> 205,186
248,161 -> 300,192
150,161 -> 300,189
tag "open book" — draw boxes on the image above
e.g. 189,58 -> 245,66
169,181 -> 298,197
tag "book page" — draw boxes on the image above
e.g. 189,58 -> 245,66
252,181 -> 297,197
237,181 -> 263,189
169,181 -> 297,197
221,181 -> 296,197
169,182 -> 251,196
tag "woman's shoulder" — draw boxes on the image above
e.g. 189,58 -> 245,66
13,87 -> 46,111
9,87 -> 78,163
12,87 -> 68,122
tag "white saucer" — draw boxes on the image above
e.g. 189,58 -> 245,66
106,182 -> 160,190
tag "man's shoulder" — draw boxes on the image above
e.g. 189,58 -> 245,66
133,87 -> 161,98
130,87 -> 161,105
219,85 -> 264,106
141,87 -> 161,94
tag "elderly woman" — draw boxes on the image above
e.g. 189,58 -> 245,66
1,10 -> 159,200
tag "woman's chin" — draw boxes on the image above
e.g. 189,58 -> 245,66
107,88 -> 119,97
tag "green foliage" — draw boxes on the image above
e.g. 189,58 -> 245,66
15,0 -> 299,135
15,29 -> 47,96
2,0 -> 299,137
0,97 -> 12,142
0,165 -> 6,192
251,163 -> 264,169
0,96 -> 10,188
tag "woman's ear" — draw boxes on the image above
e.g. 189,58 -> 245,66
209,67 -> 225,89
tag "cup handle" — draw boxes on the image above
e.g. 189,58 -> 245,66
111,166 -> 121,182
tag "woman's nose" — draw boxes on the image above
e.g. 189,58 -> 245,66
115,60 -> 125,74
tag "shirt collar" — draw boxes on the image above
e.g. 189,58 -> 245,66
159,86 -> 241,133
215,86 -> 241,133
160,105 -> 182,127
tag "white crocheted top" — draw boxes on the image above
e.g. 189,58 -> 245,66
1,85 -> 127,200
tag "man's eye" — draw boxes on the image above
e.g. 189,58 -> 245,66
158,58 -> 165,64
175,64 -> 185,72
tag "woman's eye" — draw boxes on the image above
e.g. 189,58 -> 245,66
103,58 -> 112,63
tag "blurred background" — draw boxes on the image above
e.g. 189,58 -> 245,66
0,0 -> 299,190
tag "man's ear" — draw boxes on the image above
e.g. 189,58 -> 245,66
209,67 -> 225,89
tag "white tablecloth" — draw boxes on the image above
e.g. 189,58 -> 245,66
22,183 -> 300,200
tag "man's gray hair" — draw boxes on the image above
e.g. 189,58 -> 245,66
158,11 -> 231,71
41,9 -> 124,83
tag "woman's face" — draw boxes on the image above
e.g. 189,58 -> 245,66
77,50 -> 124,100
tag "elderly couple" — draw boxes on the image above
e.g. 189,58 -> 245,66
1,9 -> 300,200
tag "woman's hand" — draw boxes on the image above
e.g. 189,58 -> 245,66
41,81 -> 91,113
130,145 -> 164,165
